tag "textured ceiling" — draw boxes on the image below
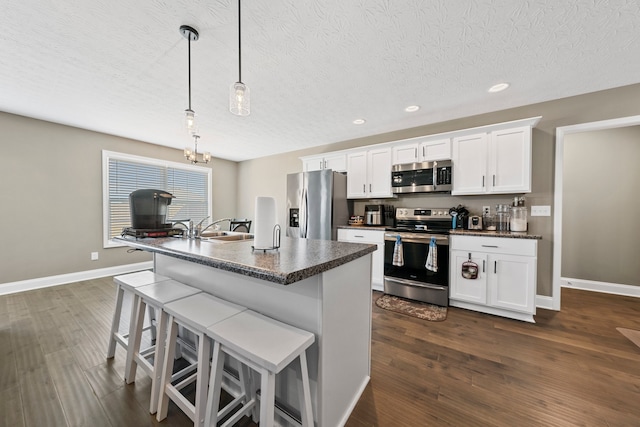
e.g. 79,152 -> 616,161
2,0 -> 640,161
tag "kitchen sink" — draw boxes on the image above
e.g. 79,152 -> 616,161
200,233 -> 254,243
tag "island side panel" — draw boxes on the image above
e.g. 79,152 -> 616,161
154,252 -> 372,426
318,254 -> 372,427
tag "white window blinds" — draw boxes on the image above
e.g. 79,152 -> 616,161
102,151 -> 212,247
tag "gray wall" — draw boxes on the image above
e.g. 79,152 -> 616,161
562,126 -> 640,285
237,83 -> 640,297
0,112 -> 238,285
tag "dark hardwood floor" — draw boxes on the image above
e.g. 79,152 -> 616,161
1,277 -> 639,426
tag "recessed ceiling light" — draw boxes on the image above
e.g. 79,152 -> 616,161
353,119 -> 366,125
404,105 -> 420,112
488,83 -> 510,93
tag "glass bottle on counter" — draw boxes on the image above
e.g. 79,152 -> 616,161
510,206 -> 528,231
496,204 -> 511,231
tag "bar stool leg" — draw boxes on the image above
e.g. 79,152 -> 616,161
157,315 -> 179,422
259,368 -> 276,427
124,294 -> 145,383
204,341 -> 225,427
194,331 -> 211,427
298,352 -> 313,427
106,284 -> 125,359
149,308 -> 169,414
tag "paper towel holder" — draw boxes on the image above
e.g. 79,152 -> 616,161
252,224 -> 281,252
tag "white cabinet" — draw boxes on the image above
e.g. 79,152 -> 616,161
392,138 -> 451,165
337,228 -> 385,291
346,147 -> 393,198
451,126 -> 532,195
449,235 -> 538,322
301,153 -> 347,172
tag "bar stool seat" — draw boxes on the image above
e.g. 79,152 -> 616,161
107,270 -> 170,360
156,293 -> 247,427
204,310 -> 316,427
125,279 -> 202,414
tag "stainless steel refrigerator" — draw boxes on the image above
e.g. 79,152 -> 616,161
286,170 -> 349,240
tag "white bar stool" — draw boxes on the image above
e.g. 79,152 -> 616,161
125,279 -> 202,414
204,310 -> 316,427
107,270 -> 170,360
156,293 -> 247,427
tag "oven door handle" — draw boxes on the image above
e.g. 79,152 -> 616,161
384,276 -> 447,291
384,233 -> 449,244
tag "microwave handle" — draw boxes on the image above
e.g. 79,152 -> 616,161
432,160 -> 437,190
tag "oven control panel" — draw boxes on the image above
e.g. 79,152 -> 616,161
395,208 -> 451,220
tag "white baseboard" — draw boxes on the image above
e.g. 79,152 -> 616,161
536,295 -> 555,310
0,262 -> 153,296
561,277 -> 640,298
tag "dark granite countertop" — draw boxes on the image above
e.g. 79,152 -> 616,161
115,236 -> 376,285
449,229 -> 542,240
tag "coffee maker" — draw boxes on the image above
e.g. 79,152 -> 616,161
364,204 -> 385,226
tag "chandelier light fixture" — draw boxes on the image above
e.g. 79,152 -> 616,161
180,25 -> 199,133
184,133 -> 211,164
230,0 -> 250,116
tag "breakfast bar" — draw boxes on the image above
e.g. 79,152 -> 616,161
116,235 -> 375,427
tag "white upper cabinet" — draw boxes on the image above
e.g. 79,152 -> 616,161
392,138 -> 452,165
347,147 -> 393,198
452,125 -> 533,195
301,153 -> 347,172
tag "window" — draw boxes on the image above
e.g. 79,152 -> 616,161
102,150 -> 212,247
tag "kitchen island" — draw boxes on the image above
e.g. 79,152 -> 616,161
116,235 -> 376,427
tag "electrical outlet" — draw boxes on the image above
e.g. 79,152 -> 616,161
530,205 -> 551,216
482,206 -> 490,215
91,252 -> 99,261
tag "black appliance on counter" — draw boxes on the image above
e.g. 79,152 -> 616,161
121,189 -> 184,238
449,204 -> 469,230
383,208 -> 452,306
391,160 -> 452,194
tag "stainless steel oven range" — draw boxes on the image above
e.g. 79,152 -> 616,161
384,208 -> 452,306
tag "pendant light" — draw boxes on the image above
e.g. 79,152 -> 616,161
180,25 -> 199,133
184,133 -> 211,164
230,0 -> 250,116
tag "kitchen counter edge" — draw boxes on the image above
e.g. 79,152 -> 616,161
449,230 -> 542,239
114,236 -> 377,285
337,225 -> 387,230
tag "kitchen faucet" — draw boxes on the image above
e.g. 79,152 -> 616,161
196,218 -> 233,238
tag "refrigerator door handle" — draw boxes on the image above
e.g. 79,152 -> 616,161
300,188 -> 308,238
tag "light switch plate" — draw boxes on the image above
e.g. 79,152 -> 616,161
531,205 -> 551,216
91,252 -> 99,261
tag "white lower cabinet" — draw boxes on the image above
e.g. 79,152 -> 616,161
450,235 -> 538,322
337,228 -> 384,291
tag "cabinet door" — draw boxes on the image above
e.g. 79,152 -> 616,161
367,147 -> 392,198
392,143 -> 419,165
324,153 -> 347,172
450,250 -> 488,304
488,254 -> 536,313
303,156 -> 324,172
452,133 -> 488,195
346,151 -> 368,198
337,229 -> 384,291
489,126 -> 532,193
420,138 -> 451,161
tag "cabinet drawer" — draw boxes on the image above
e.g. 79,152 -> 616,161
338,228 -> 384,243
450,235 -> 536,257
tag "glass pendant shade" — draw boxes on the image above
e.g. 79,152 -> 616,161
184,109 -> 196,133
230,82 -> 250,116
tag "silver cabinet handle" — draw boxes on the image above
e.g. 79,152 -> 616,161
422,146 -> 425,158
415,148 -> 417,158
494,261 -> 497,274
493,174 -> 496,186
483,260 -> 485,273
363,184 -> 365,192
369,184 -> 372,192
481,245 -> 499,248
324,160 -> 327,169
354,235 -> 364,238
482,175 -> 485,187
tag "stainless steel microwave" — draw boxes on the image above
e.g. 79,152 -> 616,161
391,160 -> 453,194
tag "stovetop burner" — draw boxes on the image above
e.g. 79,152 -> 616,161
386,207 -> 453,234
121,227 -> 184,238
